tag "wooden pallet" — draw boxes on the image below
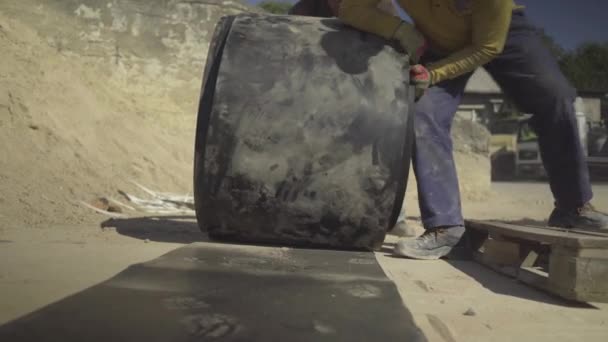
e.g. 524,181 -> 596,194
464,220 -> 608,303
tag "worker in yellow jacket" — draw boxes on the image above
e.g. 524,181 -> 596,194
337,0 -> 608,259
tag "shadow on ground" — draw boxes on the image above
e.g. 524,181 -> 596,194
381,232 -> 598,309
0,239 -> 423,341
103,216 -> 599,309
101,216 -> 207,244
445,259 -> 598,309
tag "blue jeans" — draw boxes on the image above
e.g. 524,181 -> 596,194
414,11 -> 593,229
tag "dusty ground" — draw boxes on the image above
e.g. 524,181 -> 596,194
2,181 -> 607,341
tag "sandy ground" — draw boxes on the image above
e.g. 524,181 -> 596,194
1,181 -> 607,341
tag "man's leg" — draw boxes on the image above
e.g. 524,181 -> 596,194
414,77 -> 470,229
393,73 -> 470,259
485,11 -> 607,229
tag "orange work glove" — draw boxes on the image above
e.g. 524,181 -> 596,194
410,64 -> 432,99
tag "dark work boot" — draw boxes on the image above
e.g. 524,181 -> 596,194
393,226 -> 465,260
548,203 -> 608,230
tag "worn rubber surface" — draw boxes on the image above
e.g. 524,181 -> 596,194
0,243 -> 426,341
194,14 -> 414,250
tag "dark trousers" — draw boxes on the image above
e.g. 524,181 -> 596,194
414,11 -> 593,229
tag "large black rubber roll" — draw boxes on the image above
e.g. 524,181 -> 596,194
194,14 -> 414,250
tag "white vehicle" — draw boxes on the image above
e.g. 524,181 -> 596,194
514,118 -> 545,179
588,134 -> 608,179
514,111 -> 608,179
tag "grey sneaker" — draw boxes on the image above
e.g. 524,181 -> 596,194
393,226 -> 465,260
548,203 -> 608,230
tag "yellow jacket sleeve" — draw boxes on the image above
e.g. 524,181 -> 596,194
338,0 -> 402,40
429,0 -> 512,84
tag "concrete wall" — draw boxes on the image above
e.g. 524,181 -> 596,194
458,93 -> 504,125
575,96 -> 602,123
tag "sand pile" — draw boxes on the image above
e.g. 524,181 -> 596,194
0,0 -> 260,227
0,11 -> 194,227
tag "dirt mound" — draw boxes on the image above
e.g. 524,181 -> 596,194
403,118 -> 491,217
1,0 -> 261,123
0,0 -> 260,228
452,117 -> 492,201
0,12 -> 194,227
452,117 -> 491,155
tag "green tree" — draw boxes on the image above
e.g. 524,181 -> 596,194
539,29 -> 565,60
559,43 -> 608,92
257,1 -> 293,14
540,30 -> 608,92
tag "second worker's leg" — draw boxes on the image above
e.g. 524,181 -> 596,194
485,10 -> 607,229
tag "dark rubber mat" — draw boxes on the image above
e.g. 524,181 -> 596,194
0,242 -> 425,341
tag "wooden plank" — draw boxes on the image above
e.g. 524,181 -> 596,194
465,220 -> 608,249
520,250 -> 539,268
499,221 -> 608,238
518,267 -> 549,291
480,238 -> 521,266
550,245 -> 608,258
549,245 -> 608,302
467,221 -> 608,302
